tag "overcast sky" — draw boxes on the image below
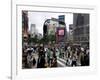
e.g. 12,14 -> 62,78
28,11 -> 73,35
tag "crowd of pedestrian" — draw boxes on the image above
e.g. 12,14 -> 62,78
65,44 -> 89,66
22,43 -> 90,69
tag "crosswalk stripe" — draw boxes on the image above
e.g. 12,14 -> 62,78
57,60 -> 66,67
57,57 -> 66,63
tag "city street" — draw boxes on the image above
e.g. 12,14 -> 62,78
22,11 -> 90,69
30,53 -> 66,68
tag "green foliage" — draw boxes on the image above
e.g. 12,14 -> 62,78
28,34 -> 56,44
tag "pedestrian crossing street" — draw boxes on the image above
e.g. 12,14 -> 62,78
30,52 -> 82,68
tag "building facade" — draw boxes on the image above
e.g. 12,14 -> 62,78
68,24 -> 73,42
22,11 -> 29,38
43,18 -> 58,37
73,13 -> 89,47
30,24 -> 37,38
43,16 -> 67,44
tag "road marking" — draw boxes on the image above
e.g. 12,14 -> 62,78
57,60 -> 66,67
57,57 -> 66,63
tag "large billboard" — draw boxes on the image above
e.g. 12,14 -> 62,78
56,27 -> 66,43
58,29 -> 64,36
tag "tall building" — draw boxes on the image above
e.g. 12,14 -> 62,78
58,15 -> 65,22
68,24 -> 73,41
43,18 -> 59,37
22,11 -> 29,38
30,24 -> 36,38
43,17 -> 67,44
73,13 -> 89,47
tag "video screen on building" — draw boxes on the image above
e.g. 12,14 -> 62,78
58,29 -> 64,36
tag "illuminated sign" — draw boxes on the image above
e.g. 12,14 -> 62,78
58,29 -> 64,35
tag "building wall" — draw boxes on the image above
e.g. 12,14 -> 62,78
30,24 -> 36,38
68,24 -> 73,41
43,17 -> 67,44
48,19 -> 58,35
22,11 -> 29,37
73,13 -> 89,46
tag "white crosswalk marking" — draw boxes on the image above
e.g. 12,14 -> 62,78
57,60 -> 66,67
57,57 -> 66,67
57,57 -> 66,63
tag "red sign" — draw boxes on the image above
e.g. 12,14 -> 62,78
58,29 -> 64,35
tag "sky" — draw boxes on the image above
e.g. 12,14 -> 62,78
28,11 -> 73,35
